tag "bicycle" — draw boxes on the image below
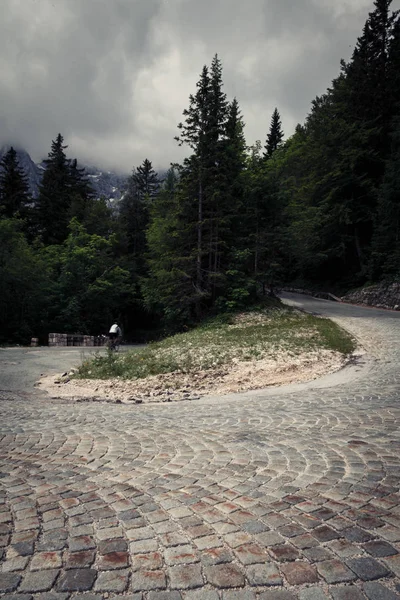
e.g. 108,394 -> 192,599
107,335 -> 121,352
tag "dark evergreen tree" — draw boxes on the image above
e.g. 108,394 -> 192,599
176,63 -> 212,312
118,159 -> 159,262
0,147 -> 31,219
387,15 -> 400,124
83,196 -> 114,237
225,99 -> 246,169
327,0 -> 398,277
213,98 -> 251,307
370,117 -> 400,277
0,219 -> 51,343
142,168 -> 190,323
345,0 -> 398,132
134,159 -> 159,200
68,158 -> 96,224
118,168 -> 148,273
369,12 -> 400,277
206,55 -> 230,287
41,218 -> 136,336
174,55 -> 231,316
145,57 -> 252,322
36,134 -> 71,244
264,108 -> 284,158
281,0 -> 400,284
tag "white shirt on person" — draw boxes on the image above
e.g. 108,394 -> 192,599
109,324 -> 121,335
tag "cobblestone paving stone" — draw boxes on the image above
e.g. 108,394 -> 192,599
1,295 -> 400,598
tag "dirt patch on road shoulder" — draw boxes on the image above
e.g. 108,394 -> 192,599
38,348 -> 346,404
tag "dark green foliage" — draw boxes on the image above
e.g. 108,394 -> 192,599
142,167 -> 199,326
370,117 -> 400,277
325,0 -> 399,276
36,135 -> 100,244
276,0 -> 400,287
0,147 -> 31,218
134,158 -> 159,199
36,134 -> 72,244
0,219 -> 50,343
241,142 -> 289,293
68,158 -> 96,223
118,158 -> 159,271
157,55 -> 250,322
0,136 -> 144,343
82,196 -> 114,237
264,108 -> 284,158
3,0 -> 400,345
42,218 -> 136,335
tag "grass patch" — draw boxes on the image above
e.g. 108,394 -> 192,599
76,302 -> 356,381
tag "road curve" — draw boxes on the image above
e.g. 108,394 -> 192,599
0,293 -> 400,598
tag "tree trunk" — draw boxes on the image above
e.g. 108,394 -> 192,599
254,205 -> 259,274
354,226 -> 363,271
212,219 -> 219,300
196,176 -> 203,318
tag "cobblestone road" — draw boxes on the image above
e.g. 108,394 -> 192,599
1,294 -> 400,600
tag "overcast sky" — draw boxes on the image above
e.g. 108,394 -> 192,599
1,0 -> 399,173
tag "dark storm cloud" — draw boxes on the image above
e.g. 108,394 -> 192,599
1,0 -> 398,172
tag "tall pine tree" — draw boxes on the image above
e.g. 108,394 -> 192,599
0,147 -> 31,219
118,158 -> 159,273
68,159 -> 95,224
176,64 -> 212,310
264,108 -> 284,158
370,10 -> 400,278
37,134 -> 72,244
285,0 -> 400,283
134,159 -> 159,200
175,55 -> 230,315
339,0 -> 398,271
142,168 -> 189,324
370,116 -> 400,277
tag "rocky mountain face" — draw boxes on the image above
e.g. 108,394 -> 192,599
84,165 -> 128,204
0,145 -> 128,202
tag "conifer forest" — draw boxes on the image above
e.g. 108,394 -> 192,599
1,0 -> 399,344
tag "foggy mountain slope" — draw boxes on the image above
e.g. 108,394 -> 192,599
0,145 -> 128,202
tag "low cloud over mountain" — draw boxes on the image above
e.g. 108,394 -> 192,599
1,0 -> 397,171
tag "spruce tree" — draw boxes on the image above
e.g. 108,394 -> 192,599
134,159 -> 159,200
118,159 -> 159,264
370,119 -> 400,277
142,168 -> 188,323
346,0 -> 398,127
175,63 -> 212,312
118,167 -> 148,269
387,14 -> 400,125
37,134 -> 72,244
68,159 -> 95,223
338,0 -> 398,273
206,55 -> 229,297
369,12 -> 400,278
264,108 -> 284,158
217,98 -> 246,274
0,147 -> 31,218
290,0 -> 400,281
175,55 -> 230,315
69,159 -> 94,201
